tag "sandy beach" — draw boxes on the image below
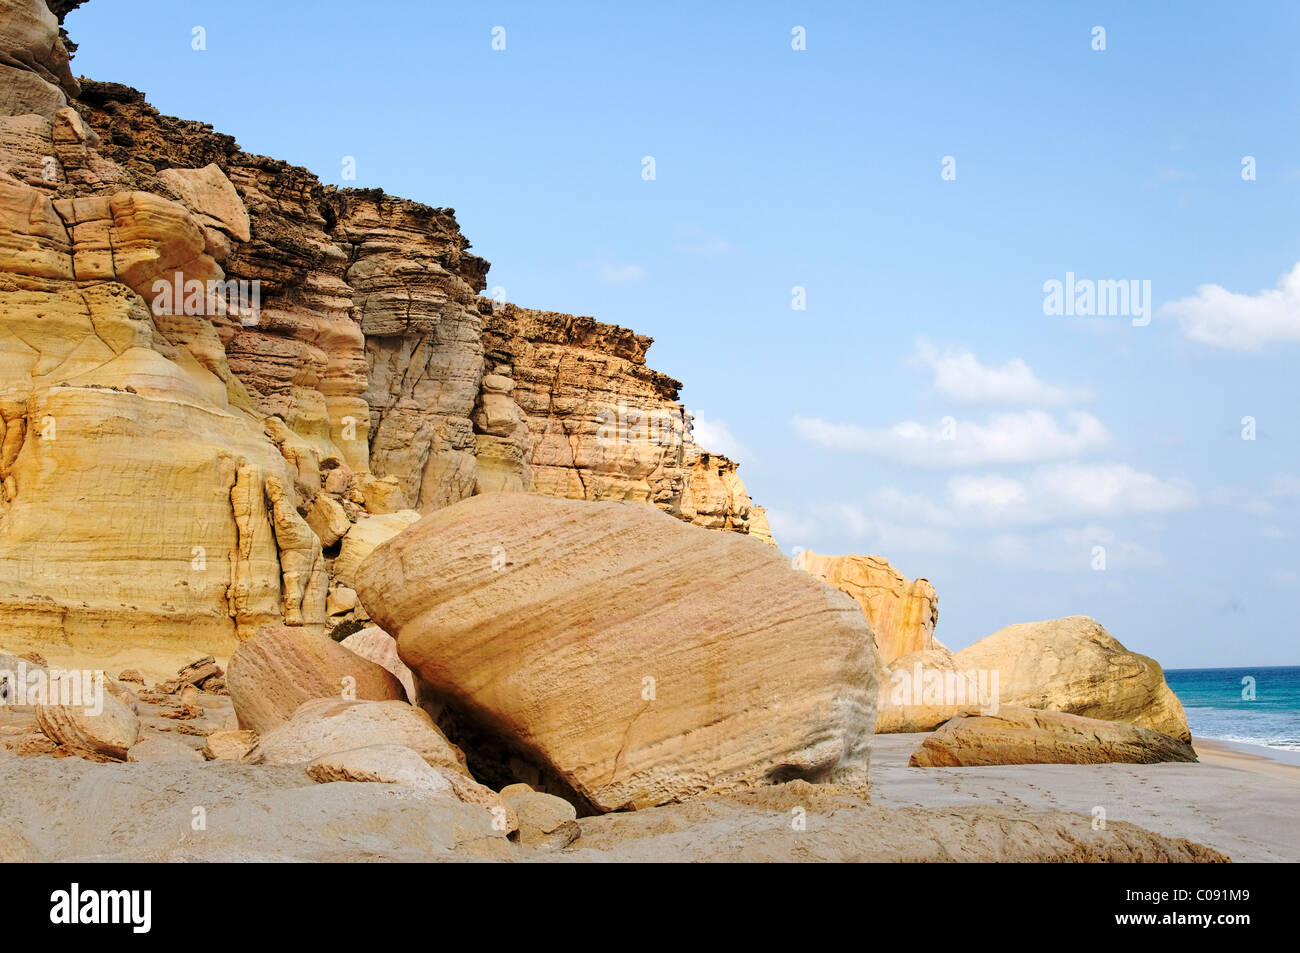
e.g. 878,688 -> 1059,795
869,733 -> 1300,862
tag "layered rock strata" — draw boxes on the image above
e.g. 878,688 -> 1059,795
0,0 -> 769,673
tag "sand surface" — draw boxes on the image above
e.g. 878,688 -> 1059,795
869,733 -> 1300,862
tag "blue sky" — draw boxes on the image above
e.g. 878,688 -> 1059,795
66,1 -> 1300,667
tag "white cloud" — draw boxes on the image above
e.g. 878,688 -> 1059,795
911,340 -> 1091,405
1162,262 -> 1300,350
791,410 -> 1109,467
947,463 -> 1198,525
600,261 -> 647,284
765,508 -> 822,547
691,415 -> 751,461
987,527 -> 1167,572
1268,475 -> 1300,498
766,504 -> 958,556
1260,525 -> 1289,540
672,225 -> 731,257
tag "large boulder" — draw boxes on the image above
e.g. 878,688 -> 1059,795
952,616 -> 1190,741
331,510 -> 421,587
227,625 -> 406,734
34,671 -> 139,761
355,492 -> 878,813
794,551 -> 937,665
242,698 -> 468,776
908,707 -> 1199,766
875,645 -> 979,733
340,626 -> 419,705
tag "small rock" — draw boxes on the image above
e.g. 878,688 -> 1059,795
306,493 -> 352,548
127,736 -> 204,763
202,729 -> 257,761
340,626 -> 418,705
327,586 -> 359,616
14,732 -> 59,756
117,669 -> 145,685
908,707 -> 1200,767
323,466 -> 354,496
306,744 -> 452,793
501,788 -> 579,849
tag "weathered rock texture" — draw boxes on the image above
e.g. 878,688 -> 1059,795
0,0 -> 768,675
875,644 -> 973,733
794,551 -> 937,665
226,625 -> 406,733
355,492 -> 878,813
953,616 -> 1191,742
34,670 -> 138,760
243,698 -> 469,776
908,707 -> 1200,767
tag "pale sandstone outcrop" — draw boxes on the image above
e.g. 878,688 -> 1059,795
155,163 -> 251,259
908,707 -> 1199,767
203,729 -> 256,761
501,784 -> 580,849
306,743 -> 452,793
795,550 -> 937,665
34,671 -> 139,761
340,625 -> 419,705
226,624 -> 406,733
953,616 -> 1191,741
0,24 -> 766,678
330,510 -> 421,587
242,698 -> 468,776
306,743 -> 518,833
0,0 -> 79,118
355,492 -> 878,813
127,735 -> 204,763
875,645 -> 972,733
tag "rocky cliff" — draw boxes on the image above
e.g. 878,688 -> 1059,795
0,0 -> 769,674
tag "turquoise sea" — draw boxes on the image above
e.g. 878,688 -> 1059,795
1165,666 -> 1300,753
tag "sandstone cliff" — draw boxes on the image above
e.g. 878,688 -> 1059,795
794,550 -> 938,664
0,0 -> 769,674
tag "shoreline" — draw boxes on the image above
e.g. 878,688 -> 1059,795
1193,736 -> 1300,778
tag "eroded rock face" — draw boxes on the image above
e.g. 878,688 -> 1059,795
34,670 -> 139,761
306,743 -> 518,833
226,625 -> 406,734
340,626 -> 419,706
0,32 -> 769,674
242,698 -> 468,775
953,616 -> 1191,742
875,645 -> 972,733
795,551 -> 938,665
908,707 -> 1199,767
0,0 -> 79,118
355,492 -> 878,813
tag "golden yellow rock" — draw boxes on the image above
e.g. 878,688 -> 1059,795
242,698 -> 469,776
340,625 -> 419,705
794,550 -> 938,665
34,671 -> 139,761
908,707 -> 1199,766
875,645 -> 974,733
227,624 -> 407,734
356,492 -> 879,813
953,616 -> 1191,741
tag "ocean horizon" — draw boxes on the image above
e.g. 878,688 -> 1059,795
1166,666 -> 1300,754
